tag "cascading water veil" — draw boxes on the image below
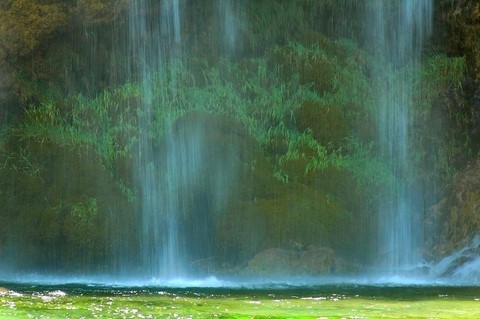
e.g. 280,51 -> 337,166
128,0 -> 242,279
127,0 -> 435,280
368,0 -> 433,273
128,0 -> 185,278
217,0 -> 244,57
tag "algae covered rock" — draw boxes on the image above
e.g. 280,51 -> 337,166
217,182 -> 357,270
270,42 -> 339,95
295,100 -> 349,146
0,134 -> 136,273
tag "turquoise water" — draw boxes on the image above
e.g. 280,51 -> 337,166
1,279 -> 480,318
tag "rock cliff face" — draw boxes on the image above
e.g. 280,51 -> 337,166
425,0 -> 480,265
438,0 -> 480,80
0,0 -> 129,120
437,0 -> 480,142
429,159 -> 480,260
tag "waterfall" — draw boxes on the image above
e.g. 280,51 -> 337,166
127,0 -> 185,278
217,0 -> 244,57
126,0 -> 243,279
368,0 -> 433,273
127,0 -> 434,279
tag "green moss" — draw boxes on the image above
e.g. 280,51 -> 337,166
295,100 -> 348,146
0,133 -> 136,272
217,182 -> 356,264
413,55 -> 469,185
269,42 -> 337,95
347,102 -> 377,143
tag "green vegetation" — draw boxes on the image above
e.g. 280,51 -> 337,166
2,36 -> 382,188
413,55 -> 468,184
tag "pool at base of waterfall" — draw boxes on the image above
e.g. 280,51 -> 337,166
1,280 -> 479,319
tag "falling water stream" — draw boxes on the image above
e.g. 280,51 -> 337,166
130,0 -> 185,279
129,0 -> 243,279
368,0 -> 433,274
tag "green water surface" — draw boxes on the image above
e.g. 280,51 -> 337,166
1,282 -> 480,318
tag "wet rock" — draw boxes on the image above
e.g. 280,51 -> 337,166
296,246 -> 336,275
217,184 -> 356,268
429,158 -> 480,259
431,236 -> 480,282
242,245 -> 335,277
169,110 -> 357,273
242,248 -> 298,276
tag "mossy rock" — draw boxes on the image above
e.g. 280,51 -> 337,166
314,167 -> 366,210
280,163 -> 368,212
345,103 -> 377,143
166,110 -> 280,201
292,30 -> 341,57
269,44 -> 339,95
295,100 -> 349,146
264,132 -> 289,157
280,157 -> 312,184
0,0 -> 131,106
266,32 -> 370,98
0,135 -> 136,273
216,182 -> 356,267
151,110 -> 280,270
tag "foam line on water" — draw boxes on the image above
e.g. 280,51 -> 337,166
1,272 -> 479,289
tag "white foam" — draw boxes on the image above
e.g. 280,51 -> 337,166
1,270 -> 479,288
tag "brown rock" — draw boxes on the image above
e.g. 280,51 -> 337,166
242,245 -> 336,277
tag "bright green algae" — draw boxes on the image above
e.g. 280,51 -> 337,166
1,284 -> 480,319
